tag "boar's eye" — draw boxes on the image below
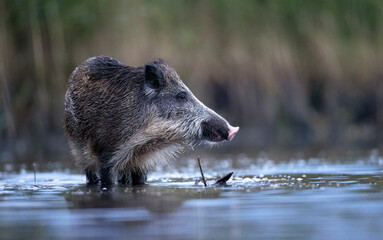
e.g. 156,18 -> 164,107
176,91 -> 187,102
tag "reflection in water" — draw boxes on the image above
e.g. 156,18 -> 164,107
0,156 -> 382,239
66,185 -> 223,213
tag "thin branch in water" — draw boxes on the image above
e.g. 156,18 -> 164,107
197,156 -> 207,187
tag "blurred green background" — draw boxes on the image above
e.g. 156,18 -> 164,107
1,0 -> 383,168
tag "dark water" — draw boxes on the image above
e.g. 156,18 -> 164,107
0,152 -> 383,240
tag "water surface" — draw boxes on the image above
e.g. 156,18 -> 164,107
0,153 -> 382,240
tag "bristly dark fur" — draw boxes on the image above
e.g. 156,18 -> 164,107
65,56 -> 234,186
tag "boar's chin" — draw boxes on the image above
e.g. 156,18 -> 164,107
201,129 -> 225,143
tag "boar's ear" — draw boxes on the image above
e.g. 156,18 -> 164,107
144,64 -> 165,90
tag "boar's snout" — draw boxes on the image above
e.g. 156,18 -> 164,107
201,118 -> 239,142
227,124 -> 240,141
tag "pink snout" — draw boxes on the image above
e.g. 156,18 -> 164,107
227,124 -> 239,141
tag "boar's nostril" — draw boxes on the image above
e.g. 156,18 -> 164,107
227,124 -> 239,141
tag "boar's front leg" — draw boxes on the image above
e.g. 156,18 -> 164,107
98,152 -> 114,188
118,171 -> 147,185
85,168 -> 100,185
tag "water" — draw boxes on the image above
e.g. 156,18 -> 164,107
0,153 -> 383,240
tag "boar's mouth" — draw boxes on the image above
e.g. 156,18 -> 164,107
201,119 -> 239,142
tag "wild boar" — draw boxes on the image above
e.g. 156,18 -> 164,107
64,56 -> 239,186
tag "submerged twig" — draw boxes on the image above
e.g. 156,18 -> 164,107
214,172 -> 233,186
197,156 -> 207,187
